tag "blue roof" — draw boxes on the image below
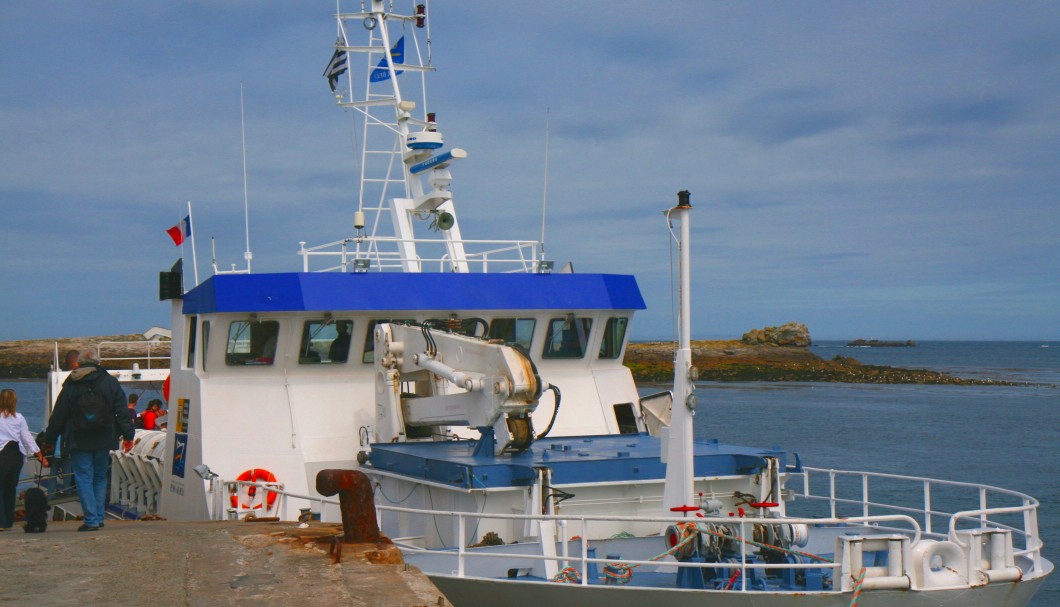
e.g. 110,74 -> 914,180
367,434 -> 787,490
182,272 -> 645,314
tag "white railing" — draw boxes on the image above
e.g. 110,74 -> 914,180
96,340 -> 170,369
298,237 -> 543,273
374,504 -> 921,592
206,467 -> 1048,588
797,466 -> 1045,572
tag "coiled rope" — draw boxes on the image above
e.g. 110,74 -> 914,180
697,525 -> 831,563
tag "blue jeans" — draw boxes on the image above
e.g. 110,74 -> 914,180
70,449 -> 110,527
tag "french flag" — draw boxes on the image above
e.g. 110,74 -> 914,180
167,215 -> 191,246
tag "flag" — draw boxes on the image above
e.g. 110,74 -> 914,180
370,36 -> 404,83
167,215 -> 191,246
323,39 -> 348,92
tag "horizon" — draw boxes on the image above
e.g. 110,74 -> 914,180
1,2 -> 1057,342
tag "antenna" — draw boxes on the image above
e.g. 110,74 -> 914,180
240,82 -> 254,272
539,107 -> 551,260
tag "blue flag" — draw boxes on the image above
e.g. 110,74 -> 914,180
370,36 -> 405,83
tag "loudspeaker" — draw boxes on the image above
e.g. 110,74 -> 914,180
436,211 -> 455,231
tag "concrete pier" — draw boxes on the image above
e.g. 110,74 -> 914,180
0,519 -> 447,607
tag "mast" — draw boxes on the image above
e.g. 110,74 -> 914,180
663,190 -> 696,511
333,0 -> 468,272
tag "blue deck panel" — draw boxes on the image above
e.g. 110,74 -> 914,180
182,272 -> 646,314
367,434 -> 786,490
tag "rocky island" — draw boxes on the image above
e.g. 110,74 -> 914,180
0,323 -> 1016,386
624,323 -> 1014,385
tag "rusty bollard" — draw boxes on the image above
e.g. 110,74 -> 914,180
315,469 -> 383,544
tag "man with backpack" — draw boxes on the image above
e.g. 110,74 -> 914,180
44,350 -> 134,531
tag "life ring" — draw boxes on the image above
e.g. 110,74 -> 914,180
229,468 -> 278,509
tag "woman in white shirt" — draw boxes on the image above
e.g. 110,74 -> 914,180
0,388 -> 46,530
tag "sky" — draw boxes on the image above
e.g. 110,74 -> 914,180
1,1 -> 1057,342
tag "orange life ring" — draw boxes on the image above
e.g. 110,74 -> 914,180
229,468 -> 278,509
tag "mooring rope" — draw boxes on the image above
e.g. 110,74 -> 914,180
848,567 -> 867,606
551,523 -> 699,584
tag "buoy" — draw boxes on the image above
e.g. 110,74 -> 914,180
230,468 -> 279,509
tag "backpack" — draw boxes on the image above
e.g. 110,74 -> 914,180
71,386 -> 112,432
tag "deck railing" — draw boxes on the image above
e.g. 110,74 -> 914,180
796,466 -> 1045,572
373,505 -> 921,591
96,340 -> 170,369
208,466 -> 1049,589
298,237 -> 544,273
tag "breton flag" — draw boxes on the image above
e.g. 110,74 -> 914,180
370,36 -> 404,83
167,215 -> 191,246
323,39 -> 349,92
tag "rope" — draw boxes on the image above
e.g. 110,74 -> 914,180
557,523 -> 700,585
551,523 -> 868,598
550,567 -> 581,584
849,567 -> 867,606
698,525 -> 831,563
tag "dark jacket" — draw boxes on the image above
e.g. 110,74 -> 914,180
45,364 -> 134,451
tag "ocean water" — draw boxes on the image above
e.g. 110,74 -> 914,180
813,340 -> 1060,385
3,341 -> 1056,604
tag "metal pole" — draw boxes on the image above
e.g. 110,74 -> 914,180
663,191 -> 695,511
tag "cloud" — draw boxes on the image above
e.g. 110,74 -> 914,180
0,1 -> 1057,342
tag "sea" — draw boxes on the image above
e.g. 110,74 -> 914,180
3,340 -> 1056,604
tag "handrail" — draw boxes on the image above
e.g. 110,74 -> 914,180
797,466 -> 1044,571
298,236 -> 542,273
372,503 -> 921,590
95,340 -> 171,370
212,468 -> 1047,586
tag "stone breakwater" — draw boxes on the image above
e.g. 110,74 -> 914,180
624,340 -> 1021,385
0,335 -> 1020,385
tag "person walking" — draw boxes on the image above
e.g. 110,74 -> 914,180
0,389 -> 47,531
43,350 -> 134,531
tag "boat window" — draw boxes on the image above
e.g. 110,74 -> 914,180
362,319 -> 413,364
488,318 -> 536,351
201,321 -> 210,368
425,317 -> 489,337
542,317 -> 593,359
299,319 -> 353,364
186,316 -> 198,369
599,317 -> 629,359
613,403 -> 639,434
225,320 -> 280,366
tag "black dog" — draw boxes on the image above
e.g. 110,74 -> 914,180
22,487 -> 49,533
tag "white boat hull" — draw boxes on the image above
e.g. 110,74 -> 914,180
426,572 -> 1049,607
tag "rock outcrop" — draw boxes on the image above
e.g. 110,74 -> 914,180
741,322 -> 811,347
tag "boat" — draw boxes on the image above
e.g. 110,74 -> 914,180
80,1 -> 1050,605
846,339 -> 917,348
27,337 -> 170,521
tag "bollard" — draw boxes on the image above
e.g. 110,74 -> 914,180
315,469 -> 383,544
